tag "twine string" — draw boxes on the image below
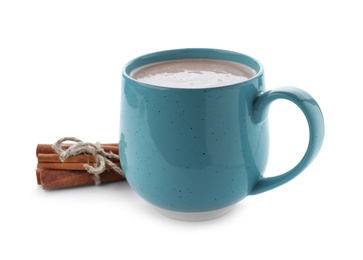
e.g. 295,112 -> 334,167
52,137 -> 124,185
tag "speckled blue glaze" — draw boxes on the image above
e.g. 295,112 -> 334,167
120,49 -> 324,213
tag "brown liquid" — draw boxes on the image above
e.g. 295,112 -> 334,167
130,58 -> 256,88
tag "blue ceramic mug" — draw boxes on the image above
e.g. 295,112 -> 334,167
120,48 -> 324,220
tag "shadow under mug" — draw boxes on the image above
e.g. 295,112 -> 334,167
120,48 -> 324,221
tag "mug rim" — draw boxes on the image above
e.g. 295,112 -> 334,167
122,48 -> 264,90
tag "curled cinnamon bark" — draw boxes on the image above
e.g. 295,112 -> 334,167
36,143 -> 118,156
37,168 -> 124,189
37,153 -> 119,163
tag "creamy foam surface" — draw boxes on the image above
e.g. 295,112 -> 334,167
130,58 -> 257,88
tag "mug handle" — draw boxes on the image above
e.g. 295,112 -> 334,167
250,86 -> 325,195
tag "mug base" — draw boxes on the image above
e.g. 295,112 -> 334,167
156,205 -> 234,221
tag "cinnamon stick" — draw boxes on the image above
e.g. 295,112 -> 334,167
37,153 -> 119,163
36,143 -> 119,156
37,162 -> 122,171
37,168 -> 124,189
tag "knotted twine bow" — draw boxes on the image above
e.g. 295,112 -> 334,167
52,137 -> 124,185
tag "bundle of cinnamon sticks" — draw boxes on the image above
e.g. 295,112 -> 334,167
36,143 -> 125,189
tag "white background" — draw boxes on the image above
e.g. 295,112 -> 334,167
1,0 -> 362,259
